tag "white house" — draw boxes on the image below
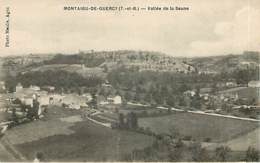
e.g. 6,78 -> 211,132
38,96 -> 50,106
0,81 -> 6,91
22,97 -> 34,107
15,83 -> 23,92
184,90 -> 196,97
226,82 -> 237,87
61,94 -> 88,109
107,95 -> 122,104
248,81 -> 260,88
29,85 -> 41,91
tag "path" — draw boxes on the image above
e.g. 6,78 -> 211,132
0,136 -> 26,161
86,117 -> 111,128
156,106 -> 260,122
84,110 -> 112,128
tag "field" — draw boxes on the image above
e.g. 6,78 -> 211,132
219,87 -> 259,100
223,127 -> 260,151
139,112 -> 259,144
4,106 -> 153,161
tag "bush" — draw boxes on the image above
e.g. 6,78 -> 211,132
204,137 -> 211,142
183,135 -> 192,141
245,146 -> 259,161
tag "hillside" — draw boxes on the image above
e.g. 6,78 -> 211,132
1,50 -> 196,77
1,50 -> 259,77
189,51 -> 260,73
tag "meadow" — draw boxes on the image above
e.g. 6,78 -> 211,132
139,112 -> 259,143
5,106 -> 153,161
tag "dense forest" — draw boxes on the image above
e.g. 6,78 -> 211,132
4,70 -> 103,92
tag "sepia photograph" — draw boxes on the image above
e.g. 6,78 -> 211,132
0,0 -> 260,162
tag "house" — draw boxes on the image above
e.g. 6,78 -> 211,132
22,97 -> 34,107
248,81 -> 260,88
183,90 -> 196,97
97,95 -> 122,105
15,83 -> 23,92
49,94 -> 64,105
81,93 -> 93,102
102,80 -> 113,87
226,82 -> 237,87
107,95 -> 122,104
61,94 -> 88,109
218,87 -> 244,101
0,81 -> 6,93
38,96 -> 50,106
29,85 -> 40,91
42,86 -> 55,92
200,88 -> 212,94
14,83 -> 51,111
216,82 -> 226,88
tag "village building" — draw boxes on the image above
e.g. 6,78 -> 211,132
183,90 -> 196,97
60,94 -> 89,109
81,93 -> 93,102
248,80 -> 260,88
29,85 -> 41,91
49,94 -> 64,105
13,83 -> 51,113
226,81 -> 237,87
15,83 -> 23,92
107,95 -> 122,104
41,86 -> 55,92
97,95 -> 122,106
0,81 -> 6,93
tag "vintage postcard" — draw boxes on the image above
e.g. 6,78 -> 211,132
0,0 -> 260,162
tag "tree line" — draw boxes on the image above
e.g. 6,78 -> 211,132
4,70 -> 103,92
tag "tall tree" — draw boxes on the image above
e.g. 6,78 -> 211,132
215,146 -> 231,161
245,147 -> 259,162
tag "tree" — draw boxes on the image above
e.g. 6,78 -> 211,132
125,92 -> 132,101
153,93 -> 163,105
126,112 -> 138,129
133,93 -> 140,102
245,146 -> 259,161
89,93 -> 97,109
35,152 -> 44,162
166,95 -> 175,107
103,65 -> 108,73
178,96 -> 186,107
11,108 -> 19,124
190,142 -> 205,161
194,147 -> 211,161
215,146 -> 231,161
33,99 -> 40,119
179,83 -> 190,93
144,93 -> 152,103
118,113 -> 125,129
191,89 -> 201,109
169,126 -> 180,139
168,148 -> 182,161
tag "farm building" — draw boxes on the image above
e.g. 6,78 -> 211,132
107,95 -> 122,104
98,95 -> 122,105
61,94 -> 89,109
248,80 -> 260,88
0,81 -> 6,93
183,90 -> 196,97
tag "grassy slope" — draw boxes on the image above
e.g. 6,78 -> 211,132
6,106 -> 153,161
15,120 -> 154,161
139,112 -> 259,143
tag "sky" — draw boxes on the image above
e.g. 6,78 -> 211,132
0,0 -> 260,57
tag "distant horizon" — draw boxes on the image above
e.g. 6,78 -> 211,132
1,49 -> 259,59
